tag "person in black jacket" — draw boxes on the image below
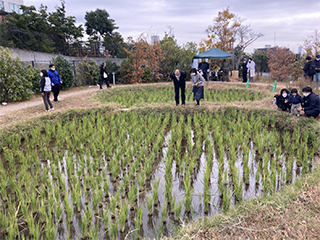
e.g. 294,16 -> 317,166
241,58 -> 248,83
313,54 -> 320,90
100,62 -> 111,89
297,86 -> 320,119
40,69 -> 54,112
170,69 -> 187,106
302,56 -> 315,82
274,88 -> 290,111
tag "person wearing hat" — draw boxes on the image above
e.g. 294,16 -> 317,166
241,58 -> 248,83
313,54 -> 320,90
303,56 -> 315,82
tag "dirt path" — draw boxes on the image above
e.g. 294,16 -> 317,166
0,81 -> 284,130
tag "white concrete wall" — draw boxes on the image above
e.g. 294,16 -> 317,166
9,48 -> 124,68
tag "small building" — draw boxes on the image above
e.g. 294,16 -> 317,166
0,0 -> 23,13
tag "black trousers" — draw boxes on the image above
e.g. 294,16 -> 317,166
52,84 -> 60,102
174,84 -> 185,105
242,71 -> 247,82
100,77 -> 110,88
42,91 -> 53,110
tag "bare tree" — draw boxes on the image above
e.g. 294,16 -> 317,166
302,29 -> 320,57
235,24 -> 263,69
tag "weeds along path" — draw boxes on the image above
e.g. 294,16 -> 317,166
0,81 -> 283,130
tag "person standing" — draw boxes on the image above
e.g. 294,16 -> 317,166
241,58 -> 248,83
297,86 -> 320,119
48,64 -> 62,103
221,59 -> 229,82
40,69 -> 54,112
246,58 -> 256,82
100,62 -> 111,89
199,61 -> 209,81
170,69 -> 186,106
302,56 -> 315,82
313,55 -> 320,90
190,68 -> 204,106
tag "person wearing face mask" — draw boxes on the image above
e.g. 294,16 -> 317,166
241,58 -> 248,83
170,69 -> 187,106
312,55 -> 320,90
246,58 -> 256,83
190,68 -> 205,106
297,86 -> 320,119
40,69 -> 54,112
48,64 -> 63,103
273,88 -> 290,111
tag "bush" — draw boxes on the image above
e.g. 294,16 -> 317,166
27,65 -> 42,93
104,60 -> 120,84
0,47 -> 34,102
76,57 -> 99,86
118,59 -> 134,84
51,55 -> 75,88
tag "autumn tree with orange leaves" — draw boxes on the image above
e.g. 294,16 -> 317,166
124,35 -> 163,83
267,46 -> 295,82
200,7 -> 262,70
200,7 -> 240,53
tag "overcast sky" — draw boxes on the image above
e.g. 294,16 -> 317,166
24,0 -> 320,54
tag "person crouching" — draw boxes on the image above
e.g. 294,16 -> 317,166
190,68 -> 205,106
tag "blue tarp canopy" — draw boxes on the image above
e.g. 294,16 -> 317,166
193,47 -> 234,59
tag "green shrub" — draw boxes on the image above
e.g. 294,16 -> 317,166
76,58 -> 99,86
0,47 -> 34,102
27,65 -> 42,93
51,55 -> 75,88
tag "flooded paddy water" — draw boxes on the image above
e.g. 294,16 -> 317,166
0,109 -> 317,239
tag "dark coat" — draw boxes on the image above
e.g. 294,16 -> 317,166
303,61 -> 316,76
313,59 -> 320,73
100,65 -> 109,79
241,62 -> 247,73
303,92 -> 320,117
274,89 -> 290,111
170,70 -> 187,87
288,94 -> 303,104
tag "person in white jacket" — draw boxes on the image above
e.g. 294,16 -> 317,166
246,58 -> 256,82
40,69 -> 54,112
190,68 -> 205,106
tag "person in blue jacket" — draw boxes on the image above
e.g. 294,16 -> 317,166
48,64 -> 62,102
286,88 -> 303,117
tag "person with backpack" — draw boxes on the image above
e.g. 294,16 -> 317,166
303,56 -> 316,82
40,69 -> 54,112
48,64 -> 62,102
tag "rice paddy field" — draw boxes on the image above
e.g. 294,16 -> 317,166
0,85 -> 319,240
95,85 -> 268,108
